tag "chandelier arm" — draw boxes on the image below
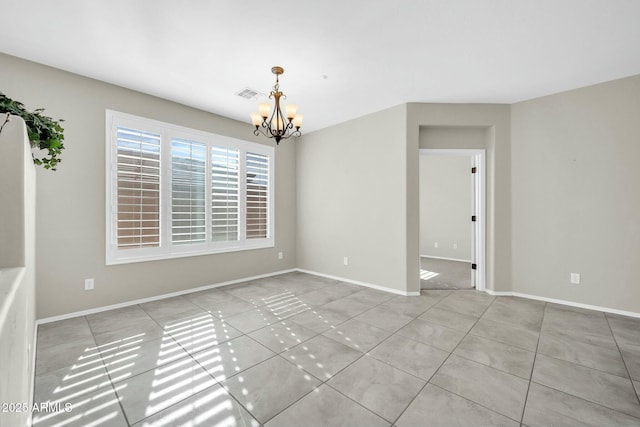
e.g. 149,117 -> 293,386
284,121 -> 294,132
262,121 -> 276,139
276,128 -> 300,140
265,92 -> 279,137
274,92 -> 287,136
254,126 -> 270,138
275,91 -> 291,124
277,107 -> 285,136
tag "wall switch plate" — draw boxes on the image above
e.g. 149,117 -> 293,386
278,251 -> 283,260
570,273 -> 580,285
85,278 -> 94,290
453,243 -> 458,249
343,257 -> 349,266
434,242 -> 438,248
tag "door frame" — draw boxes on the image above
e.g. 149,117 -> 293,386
419,149 -> 486,291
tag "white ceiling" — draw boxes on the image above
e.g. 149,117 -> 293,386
1,1 -> 639,133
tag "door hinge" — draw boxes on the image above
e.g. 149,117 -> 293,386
471,167 -> 477,174
471,263 -> 477,270
471,215 -> 477,222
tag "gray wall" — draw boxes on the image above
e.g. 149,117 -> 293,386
296,105 -> 409,293
0,53 -> 297,319
297,104 -> 511,296
421,126 -> 487,149
420,155 -> 472,260
512,74 -> 640,313
408,107 -> 512,293
3,50 -> 638,318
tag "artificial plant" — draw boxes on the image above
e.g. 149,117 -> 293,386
0,92 -> 65,170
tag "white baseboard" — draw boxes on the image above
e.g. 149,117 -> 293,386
37,267 -> 640,324
483,289 -> 640,319
420,255 -> 472,263
295,269 -> 420,296
37,268 -> 298,324
483,290 -> 513,297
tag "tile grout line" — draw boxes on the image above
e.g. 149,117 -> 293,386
133,303 -> 245,427
142,279 -> 376,425
37,316 -> 129,424
29,282 -> 446,425
533,304 -> 638,380
253,287 -> 408,424
187,295 -> 314,427
533,347 -> 636,381
285,295 -> 441,426
528,308 -> 640,422
315,295 -> 450,425
518,301 -> 546,426
339,291 -> 518,425
390,292 -> 509,426
218,351 -> 285,425
29,283 -> 514,425
86,310 -> 186,425
534,312 -> 640,374
87,313 -> 133,427
604,313 -> 640,408
416,297 -> 524,422
526,377 -> 640,423
246,287 -> 454,424
46,278 -> 640,426
145,301 -> 288,426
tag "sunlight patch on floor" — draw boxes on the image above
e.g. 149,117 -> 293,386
420,269 -> 440,280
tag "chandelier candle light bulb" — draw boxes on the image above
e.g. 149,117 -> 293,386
259,103 -> 271,118
251,66 -> 303,144
250,113 -> 262,127
285,104 -> 297,119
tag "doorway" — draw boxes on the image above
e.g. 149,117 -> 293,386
419,149 -> 486,291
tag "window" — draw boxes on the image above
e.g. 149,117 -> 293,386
106,110 -> 274,264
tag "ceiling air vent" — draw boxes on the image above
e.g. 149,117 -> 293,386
236,87 -> 264,101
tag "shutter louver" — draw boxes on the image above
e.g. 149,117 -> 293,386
246,152 -> 269,239
116,127 -> 161,249
211,146 -> 240,242
171,138 -> 207,245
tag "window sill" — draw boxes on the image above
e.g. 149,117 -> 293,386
106,241 -> 274,266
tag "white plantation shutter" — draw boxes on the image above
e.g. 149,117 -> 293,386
171,138 -> 206,245
115,127 -> 161,249
107,111 -> 274,264
245,152 -> 270,239
211,146 -> 240,242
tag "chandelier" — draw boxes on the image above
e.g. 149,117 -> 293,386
250,66 -> 303,144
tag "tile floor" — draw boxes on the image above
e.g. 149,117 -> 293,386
32,272 -> 640,426
420,257 -> 472,290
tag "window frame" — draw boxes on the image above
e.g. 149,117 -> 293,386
105,110 -> 275,265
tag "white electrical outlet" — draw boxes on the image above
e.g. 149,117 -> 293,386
85,278 -> 94,290
278,251 -> 283,260
434,242 -> 438,248
570,273 -> 581,285
453,243 -> 458,249
343,257 -> 349,266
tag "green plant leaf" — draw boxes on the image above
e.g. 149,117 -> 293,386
0,92 -> 65,171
